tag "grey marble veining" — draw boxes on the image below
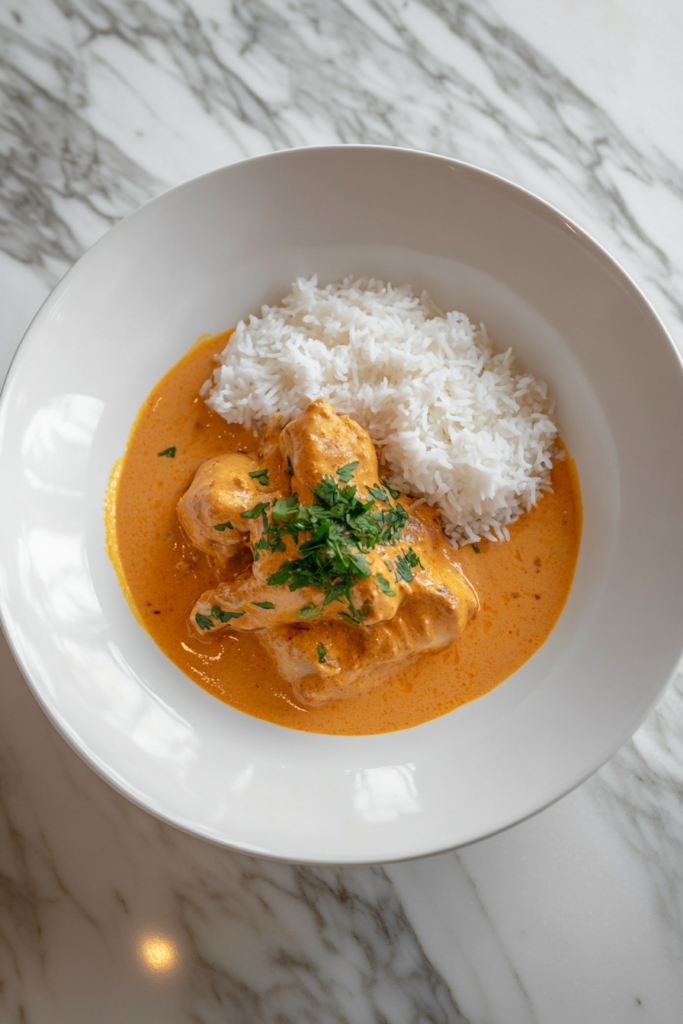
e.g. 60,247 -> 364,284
1,0 -> 683,1021
3,0 -> 683,331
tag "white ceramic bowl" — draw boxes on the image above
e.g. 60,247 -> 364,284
2,147 -> 683,863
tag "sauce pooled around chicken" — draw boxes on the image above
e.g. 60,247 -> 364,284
177,398 -> 478,706
107,331 -> 581,736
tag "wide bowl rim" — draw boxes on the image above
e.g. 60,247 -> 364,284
1,144 -> 682,864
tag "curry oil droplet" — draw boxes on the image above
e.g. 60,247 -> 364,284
176,561 -> 189,571
399,679 -> 413,694
481,620 -> 493,635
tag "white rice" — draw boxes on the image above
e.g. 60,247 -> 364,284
203,276 -> 559,545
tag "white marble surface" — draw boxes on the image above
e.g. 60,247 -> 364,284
1,0 -> 683,1020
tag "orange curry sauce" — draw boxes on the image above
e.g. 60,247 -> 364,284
107,333 -> 582,735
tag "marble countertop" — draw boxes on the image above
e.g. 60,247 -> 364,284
2,1 -> 683,1020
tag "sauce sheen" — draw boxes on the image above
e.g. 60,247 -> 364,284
110,334 -> 582,735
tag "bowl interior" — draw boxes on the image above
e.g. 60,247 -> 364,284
1,147 -> 682,862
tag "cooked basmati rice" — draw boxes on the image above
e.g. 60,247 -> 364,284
203,277 -> 559,545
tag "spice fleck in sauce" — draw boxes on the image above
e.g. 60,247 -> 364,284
107,334 -> 582,735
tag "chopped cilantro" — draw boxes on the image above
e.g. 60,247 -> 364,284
252,536 -> 269,562
267,561 -> 291,585
317,643 -> 326,663
271,494 -> 299,523
394,554 -> 414,583
338,611 -> 360,626
472,544 -> 481,554
253,601 -> 275,610
240,501 -> 270,519
210,605 -> 245,623
213,521 -> 234,532
382,479 -> 401,499
375,574 -> 396,597
405,547 -> 423,569
158,446 -> 176,458
367,484 -> 390,502
337,460 -> 360,483
250,472 -> 410,621
285,456 -> 294,476
248,468 -> 269,486
296,603 -> 323,619
339,600 -> 369,625
195,613 -> 214,630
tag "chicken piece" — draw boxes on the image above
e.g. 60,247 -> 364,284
190,541 -> 405,634
259,502 -> 478,705
177,451 -> 282,566
181,398 -> 478,703
259,573 -> 476,706
279,397 -> 379,503
189,398 -> 408,634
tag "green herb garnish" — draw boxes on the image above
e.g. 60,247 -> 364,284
248,468 -> 269,486
213,521 -> 234,532
253,601 -> 275,610
472,544 -> 481,554
158,446 -> 176,458
405,547 -> 423,569
195,613 -> 214,630
253,473 -> 409,621
297,603 -> 323,619
317,644 -> 326,663
367,484 -> 390,502
252,536 -> 269,562
375,574 -> 396,597
382,479 -> 401,499
285,456 -> 294,476
241,466 -> 411,622
271,494 -> 299,523
240,501 -> 271,519
337,461 -> 360,483
394,553 -> 414,583
210,605 -> 245,623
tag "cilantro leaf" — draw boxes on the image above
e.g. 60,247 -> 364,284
317,643 -> 326,663
375,574 -> 396,597
472,544 -> 481,554
285,456 -> 294,476
253,601 -> 275,610
338,611 -> 360,626
382,479 -> 401,499
267,561 -> 292,586
271,494 -> 299,522
395,554 -> 414,583
367,484 -> 389,502
158,446 -> 176,458
248,468 -> 269,485
195,613 -> 214,630
210,606 -> 245,623
213,521 -> 234,531
337,461 -> 360,483
405,547 -> 423,569
296,603 -> 323,619
240,501 -> 270,519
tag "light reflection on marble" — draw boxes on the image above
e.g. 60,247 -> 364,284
1,0 -> 683,1020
